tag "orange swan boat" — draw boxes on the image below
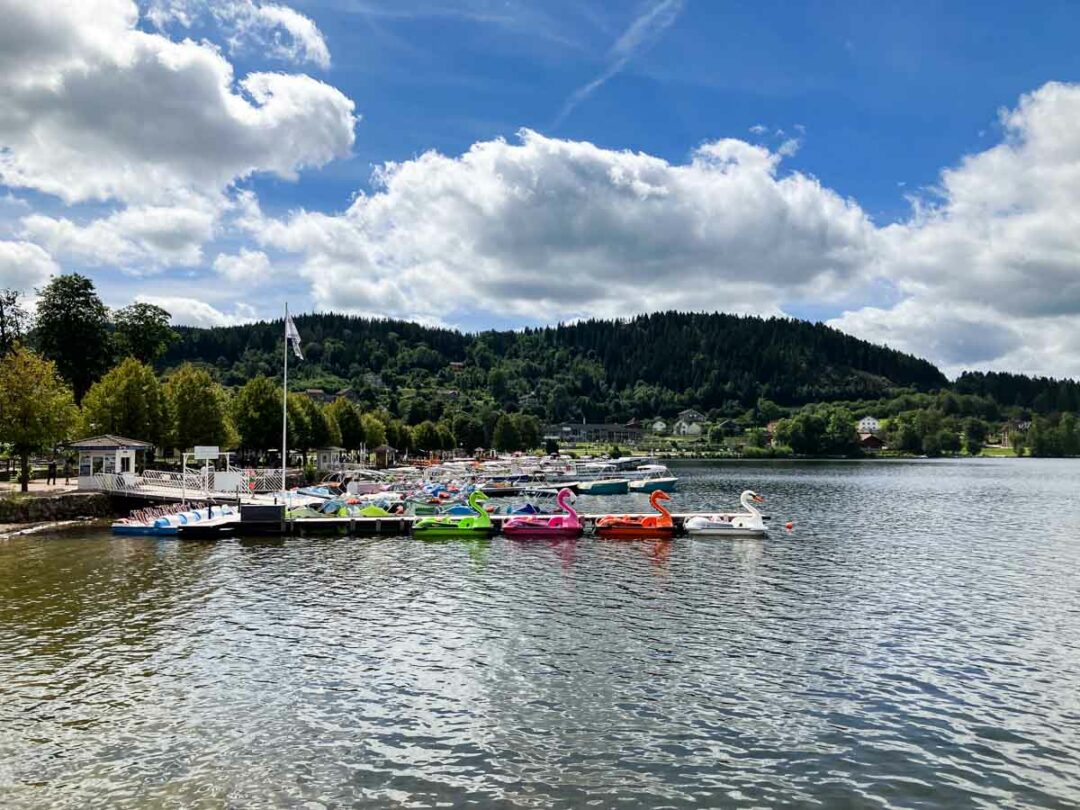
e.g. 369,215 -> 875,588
594,490 -> 675,539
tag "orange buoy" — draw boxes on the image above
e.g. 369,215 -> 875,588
785,522 -> 794,531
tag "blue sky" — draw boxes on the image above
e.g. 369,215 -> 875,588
241,0 -> 1080,221
2,0 -> 1080,377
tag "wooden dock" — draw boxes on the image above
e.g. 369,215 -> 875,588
178,508 -> 769,538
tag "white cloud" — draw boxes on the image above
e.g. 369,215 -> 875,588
145,0 -> 331,69
135,294 -> 257,327
832,81 -> 1080,375
213,248 -> 271,282
247,129 -> 876,322
0,240 -> 59,292
0,0 -> 354,205
21,202 -> 217,269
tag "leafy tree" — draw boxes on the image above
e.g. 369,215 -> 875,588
411,420 -> 441,452
963,417 -> 988,456
451,413 -> 485,450
33,274 -> 112,401
327,398 -> 364,450
113,302 -> 179,364
80,358 -> 168,447
0,347 -> 78,491
513,413 -> 541,450
492,413 -> 521,452
0,289 -> 30,356
544,438 -> 559,455
288,395 -> 333,460
708,425 -> 725,445
232,376 -> 281,456
361,413 -> 387,448
165,363 -> 236,451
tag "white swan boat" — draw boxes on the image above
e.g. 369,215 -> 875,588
684,490 -> 768,538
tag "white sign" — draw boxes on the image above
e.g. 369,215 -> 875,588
193,445 -> 220,460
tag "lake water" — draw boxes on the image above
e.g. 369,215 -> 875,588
2,459 -> 1079,808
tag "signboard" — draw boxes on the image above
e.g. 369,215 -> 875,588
193,446 -> 220,461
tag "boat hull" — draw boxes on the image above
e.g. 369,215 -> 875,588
686,527 -> 767,538
578,479 -> 629,495
413,527 -> 492,540
595,525 -> 675,540
502,526 -> 582,540
628,477 -> 678,493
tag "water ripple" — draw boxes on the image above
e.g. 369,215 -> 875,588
1,459 -> 1079,808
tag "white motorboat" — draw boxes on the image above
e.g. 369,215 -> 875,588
684,490 -> 768,538
628,464 -> 678,493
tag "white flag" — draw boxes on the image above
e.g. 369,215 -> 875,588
285,314 -> 304,360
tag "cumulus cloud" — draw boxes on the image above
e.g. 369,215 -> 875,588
247,130 -> 876,322
21,202 -> 217,269
832,81 -> 1080,375
0,0 -> 354,205
145,0 -> 331,69
135,294 -> 257,327
213,248 -> 272,282
0,240 -> 59,292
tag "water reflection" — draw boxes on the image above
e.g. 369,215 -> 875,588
1,459 -> 1079,808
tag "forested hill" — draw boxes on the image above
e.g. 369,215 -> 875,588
160,311 -> 947,422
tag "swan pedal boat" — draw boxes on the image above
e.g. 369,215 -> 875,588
412,491 -> 493,539
684,490 -> 768,538
595,490 -> 675,539
502,488 -> 583,540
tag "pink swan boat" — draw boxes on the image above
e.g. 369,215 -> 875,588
501,488 -> 583,540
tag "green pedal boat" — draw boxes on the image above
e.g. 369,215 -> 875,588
411,490 -> 493,539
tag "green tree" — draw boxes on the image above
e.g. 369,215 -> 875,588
80,358 -> 168,447
823,406 -> 859,456
33,274 -> 112,401
492,413 -> 521,452
451,413 -> 485,450
232,376 -> 281,456
165,364 -> 236,451
1060,413 -> 1080,456
361,413 -> 387,448
0,289 -> 30,356
0,347 -> 78,491
513,413 -> 541,450
113,302 -> 179,364
962,417 -> 988,456
327,398 -> 364,450
288,395 -> 332,461
411,420 -> 441,452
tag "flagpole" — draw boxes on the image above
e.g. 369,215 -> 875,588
281,302 -> 289,498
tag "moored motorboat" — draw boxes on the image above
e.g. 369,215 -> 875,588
412,490 -> 493,539
502,488 -> 583,540
577,478 -> 630,495
628,464 -> 678,493
684,490 -> 768,538
594,490 -> 675,539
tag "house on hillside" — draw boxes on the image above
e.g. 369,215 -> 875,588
677,408 -> 706,424
858,416 -> 881,434
673,419 -> 704,436
858,432 -> 886,451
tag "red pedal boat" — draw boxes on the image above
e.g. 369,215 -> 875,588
594,490 -> 675,539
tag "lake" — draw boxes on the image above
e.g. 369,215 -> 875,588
2,459 -> 1079,808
